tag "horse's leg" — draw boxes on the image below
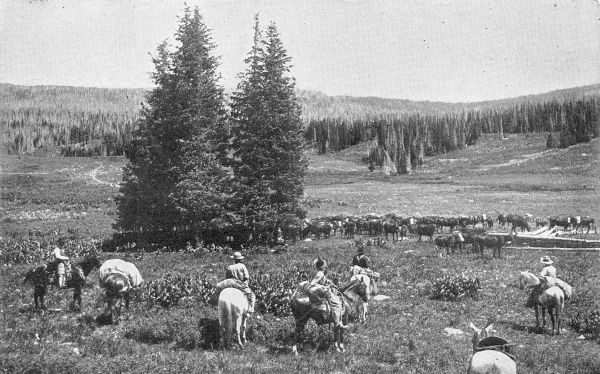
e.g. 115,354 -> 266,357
39,286 -> 47,310
33,286 -> 40,309
291,318 -> 307,355
241,313 -> 247,345
72,287 -> 82,311
548,306 -> 555,335
235,311 -> 244,349
534,305 -> 540,327
541,307 -> 547,330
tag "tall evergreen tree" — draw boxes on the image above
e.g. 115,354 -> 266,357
230,17 -> 308,237
115,7 -> 228,240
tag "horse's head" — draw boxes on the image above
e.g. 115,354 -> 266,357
518,271 -> 540,290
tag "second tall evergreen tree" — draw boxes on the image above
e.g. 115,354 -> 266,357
230,18 -> 308,237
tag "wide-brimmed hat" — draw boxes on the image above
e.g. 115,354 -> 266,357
313,257 -> 327,269
231,251 -> 245,260
540,256 -> 554,265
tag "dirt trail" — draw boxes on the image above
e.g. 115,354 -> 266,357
86,163 -> 120,188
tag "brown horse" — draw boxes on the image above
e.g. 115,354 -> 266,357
290,281 -> 368,355
24,255 -> 102,311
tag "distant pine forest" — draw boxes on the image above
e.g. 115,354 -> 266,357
2,83 -> 599,169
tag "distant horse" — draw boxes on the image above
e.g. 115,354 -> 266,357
24,255 -> 102,311
290,281 -> 367,355
467,322 -> 516,374
218,288 -> 249,349
519,271 -> 565,335
101,272 -> 132,325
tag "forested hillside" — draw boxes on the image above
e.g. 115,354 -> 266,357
1,82 -> 599,160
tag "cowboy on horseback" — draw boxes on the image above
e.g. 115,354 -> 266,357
213,252 -> 257,314
526,255 -> 557,308
310,257 -> 349,330
351,246 -> 378,295
52,245 -> 70,288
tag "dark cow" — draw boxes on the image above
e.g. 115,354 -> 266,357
343,220 -> 356,238
549,216 -> 573,231
399,224 -> 409,241
414,224 -> 436,242
473,235 -> 510,258
498,214 -> 507,228
576,216 -> 596,234
511,217 -> 530,232
383,221 -> 399,242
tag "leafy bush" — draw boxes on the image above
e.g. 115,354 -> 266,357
0,238 -> 103,265
430,275 -> 481,301
137,274 -> 212,308
569,310 -> 600,340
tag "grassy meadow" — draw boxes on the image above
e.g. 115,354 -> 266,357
1,133 -> 600,373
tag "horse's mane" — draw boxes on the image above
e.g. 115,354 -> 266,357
520,271 -> 540,287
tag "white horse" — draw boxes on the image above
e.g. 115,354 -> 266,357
467,322 -> 516,374
519,271 -> 565,335
218,288 -> 249,349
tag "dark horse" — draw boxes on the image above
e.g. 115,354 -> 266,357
290,280 -> 368,355
24,255 -> 102,311
100,272 -> 132,325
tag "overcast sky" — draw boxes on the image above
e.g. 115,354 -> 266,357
0,0 -> 598,102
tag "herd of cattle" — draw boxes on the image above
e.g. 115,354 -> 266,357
280,213 -> 596,258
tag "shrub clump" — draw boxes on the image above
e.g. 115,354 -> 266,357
430,275 -> 481,301
569,310 -> 600,340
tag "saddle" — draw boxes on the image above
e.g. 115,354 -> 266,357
474,337 -> 516,361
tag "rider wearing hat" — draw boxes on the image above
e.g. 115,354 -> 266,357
526,255 -> 557,308
310,257 -> 349,330
213,251 -> 257,314
351,245 -> 378,295
538,255 -> 557,288
52,245 -> 70,288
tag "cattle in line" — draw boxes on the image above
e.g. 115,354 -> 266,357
399,224 -> 410,241
343,219 -> 356,238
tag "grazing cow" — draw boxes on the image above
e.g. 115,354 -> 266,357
497,214 -> 507,228
484,217 -> 494,230
473,235 -> 510,258
383,221 -> 399,242
343,220 -> 356,238
399,224 -> 409,241
576,216 -> 596,234
414,224 -> 436,242
511,217 -> 530,232
549,216 -> 573,231
434,235 -> 455,257
437,217 -> 459,233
